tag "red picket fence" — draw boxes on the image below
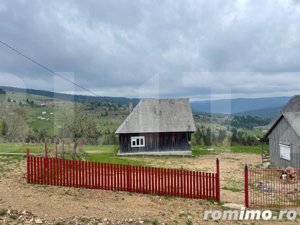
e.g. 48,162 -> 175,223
27,149 -> 220,201
245,165 -> 300,208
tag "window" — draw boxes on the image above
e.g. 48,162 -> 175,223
280,144 -> 291,161
131,136 -> 145,147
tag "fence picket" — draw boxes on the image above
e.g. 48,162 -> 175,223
196,171 -> 199,199
26,151 -> 220,201
205,172 -> 208,199
60,159 -> 62,186
65,159 -> 68,186
199,171 -> 202,199
210,173 -> 213,200
37,157 -> 41,184
129,165 -> 132,192
189,170 -> 192,198
75,160 -> 79,188
49,158 -> 52,186
52,158 -> 55,186
183,170 -> 187,197
158,167 -> 161,194
103,163 -> 106,190
96,162 -> 99,189
32,157 -> 36,184
119,164 -> 122,191
211,174 -> 214,199
62,158 -> 65,187
55,158 -> 58,186
94,162 -> 96,189
164,168 -> 167,195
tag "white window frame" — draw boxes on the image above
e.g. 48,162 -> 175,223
279,144 -> 291,161
131,136 -> 145,147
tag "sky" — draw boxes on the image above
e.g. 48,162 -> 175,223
1,0 -> 300,100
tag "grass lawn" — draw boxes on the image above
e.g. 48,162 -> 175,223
0,142 -> 263,165
83,145 -> 147,166
192,144 -> 263,156
0,143 -> 146,165
85,152 -> 146,166
0,143 -> 47,154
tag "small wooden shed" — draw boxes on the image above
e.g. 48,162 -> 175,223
115,98 -> 196,155
264,95 -> 300,168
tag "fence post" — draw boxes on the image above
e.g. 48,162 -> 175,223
26,148 -> 30,183
216,158 -> 220,202
245,165 -> 249,208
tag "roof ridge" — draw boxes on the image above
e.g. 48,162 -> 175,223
115,98 -> 196,134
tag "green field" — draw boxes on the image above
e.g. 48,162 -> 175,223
1,91 -> 129,141
1,91 -> 268,146
0,142 -> 262,163
0,90 -> 267,165
192,144 -> 262,156
0,143 -> 146,165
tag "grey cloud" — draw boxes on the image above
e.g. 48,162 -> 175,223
0,0 -> 300,99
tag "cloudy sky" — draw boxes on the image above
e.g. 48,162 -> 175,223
1,0 -> 300,100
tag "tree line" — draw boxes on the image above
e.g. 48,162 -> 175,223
193,126 -> 260,146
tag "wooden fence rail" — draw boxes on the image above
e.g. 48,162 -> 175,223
27,149 -> 220,201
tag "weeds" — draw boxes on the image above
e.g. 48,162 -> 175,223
152,219 -> 159,225
0,209 -> 6,216
187,220 -> 193,225
9,214 -> 18,220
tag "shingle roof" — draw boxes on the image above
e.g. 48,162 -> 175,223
115,98 -> 196,134
263,95 -> 300,140
267,95 -> 300,131
265,112 -> 300,139
282,112 -> 300,138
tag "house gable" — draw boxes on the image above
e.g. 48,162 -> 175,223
268,116 -> 300,168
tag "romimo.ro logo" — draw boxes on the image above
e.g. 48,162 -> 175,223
203,208 -> 297,221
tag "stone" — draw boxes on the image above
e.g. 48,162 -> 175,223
35,218 -> 43,224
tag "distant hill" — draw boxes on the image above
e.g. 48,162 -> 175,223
0,86 -> 139,106
235,107 -> 282,118
191,97 -> 290,115
0,88 -> 6,94
0,86 -> 292,118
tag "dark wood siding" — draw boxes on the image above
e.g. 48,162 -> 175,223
119,132 -> 192,153
268,117 -> 300,168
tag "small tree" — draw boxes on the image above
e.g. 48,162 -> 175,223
58,105 -> 99,159
2,107 -> 28,141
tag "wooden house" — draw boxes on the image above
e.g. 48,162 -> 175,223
263,96 -> 300,167
115,98 -> 196,155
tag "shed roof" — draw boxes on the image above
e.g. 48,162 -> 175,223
263,95 -> 300,141
265,112 -> 300,139
115,98 -> 196,134
267,95 -> 300,131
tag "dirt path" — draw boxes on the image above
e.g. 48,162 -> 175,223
0,158 -> 220,224
129,153 -> 261,204
0,154 -> 299,224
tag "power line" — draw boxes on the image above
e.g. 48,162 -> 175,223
0,39 -> 98,97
